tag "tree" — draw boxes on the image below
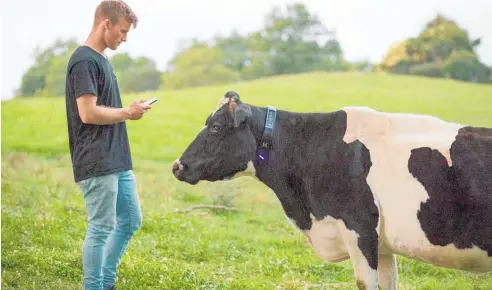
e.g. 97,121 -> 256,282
249,2 -> 345,76
19,38 -> 78,97
215,30 -> 249,77
444,50 -> 490,83
110,53 -> 161,93
162,42 -> 240,90
379,14 -> 490,83
406,15 -> 480,64
160,2 -> 348,88
17,39 -> 162,97
379,39 -> 410,73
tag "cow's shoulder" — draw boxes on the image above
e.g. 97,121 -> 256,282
341,106 -> 390,144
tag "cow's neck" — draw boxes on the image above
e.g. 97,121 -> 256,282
246,105 -> 315,231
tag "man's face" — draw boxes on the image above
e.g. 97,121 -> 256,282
103,17 -> 131,50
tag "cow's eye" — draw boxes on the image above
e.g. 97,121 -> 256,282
211,124 -> 221,132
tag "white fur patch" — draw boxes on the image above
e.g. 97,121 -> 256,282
341,106 -> 492,273
308,215 -> 350,263
173,158 -> 183,169
289,213 -> 382,288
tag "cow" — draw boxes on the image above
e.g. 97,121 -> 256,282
171,91 -> 492,290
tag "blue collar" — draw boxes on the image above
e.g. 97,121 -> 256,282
256,106 -> 276,165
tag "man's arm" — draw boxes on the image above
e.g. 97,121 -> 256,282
77,94 -> 131,125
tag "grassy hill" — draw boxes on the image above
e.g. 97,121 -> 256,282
2,72 -> 492,289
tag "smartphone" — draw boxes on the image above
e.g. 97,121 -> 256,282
144,97 -> 158,105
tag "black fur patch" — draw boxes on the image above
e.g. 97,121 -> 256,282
408,126 -> 492,256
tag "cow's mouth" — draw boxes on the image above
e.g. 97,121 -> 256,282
175,161 -> 250,184
172,161 -> 201,185
178,174 -> 200,185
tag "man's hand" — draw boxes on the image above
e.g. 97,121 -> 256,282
126,99 -> 152,120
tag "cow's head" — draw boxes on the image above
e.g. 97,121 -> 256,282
172,91 -> 257,184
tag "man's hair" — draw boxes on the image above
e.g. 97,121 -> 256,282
94,0 -> 138,28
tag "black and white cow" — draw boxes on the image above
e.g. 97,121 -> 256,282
172,91 -> 492,290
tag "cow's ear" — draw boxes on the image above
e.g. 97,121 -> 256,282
229,99 -> 252,127
234,103 -> 252,127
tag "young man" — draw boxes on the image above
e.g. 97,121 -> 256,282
64,1 -> 149,289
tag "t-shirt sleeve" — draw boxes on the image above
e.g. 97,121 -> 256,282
70,60 -> 99,98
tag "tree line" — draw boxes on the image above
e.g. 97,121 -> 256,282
17,3 -> 491,98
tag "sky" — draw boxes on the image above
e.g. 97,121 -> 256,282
1,0 -> 491,101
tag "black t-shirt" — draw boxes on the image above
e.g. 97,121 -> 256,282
65,45 -> 132,182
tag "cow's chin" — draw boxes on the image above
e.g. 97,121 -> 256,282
203,172 -> 237,182
219,163 -> 252,181
220,174 -> 236,181
178,175 -> 200,185
188,179 -> 200,185
204,164 -> 250,182
174,170 -> 201,185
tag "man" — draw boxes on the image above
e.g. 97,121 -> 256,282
64,1 -> 149,289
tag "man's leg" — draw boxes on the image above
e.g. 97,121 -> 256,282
103,170 -> 142,289
78,173 -> 119,290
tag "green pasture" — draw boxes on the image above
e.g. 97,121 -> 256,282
2,72 -> 492,289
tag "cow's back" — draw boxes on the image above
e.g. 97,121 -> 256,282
341,106 -> 492,273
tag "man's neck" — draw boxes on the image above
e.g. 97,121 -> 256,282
84,29 -> 107,55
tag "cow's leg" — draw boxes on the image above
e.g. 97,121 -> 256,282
378,253 -> 398,290
339,226 -> 379,290
337,187 -> 381,290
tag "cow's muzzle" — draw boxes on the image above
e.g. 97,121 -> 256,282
172,159 -> 185,178
172,159 -> 200,184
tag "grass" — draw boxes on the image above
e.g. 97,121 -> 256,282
2,71 -> 492,289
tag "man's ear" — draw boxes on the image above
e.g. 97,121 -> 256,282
229,99 -> 252,127
102,19 -> 112,31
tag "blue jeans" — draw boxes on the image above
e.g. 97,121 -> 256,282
77,170 -> 142,290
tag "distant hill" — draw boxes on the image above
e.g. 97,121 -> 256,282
3,71 -> 492,161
